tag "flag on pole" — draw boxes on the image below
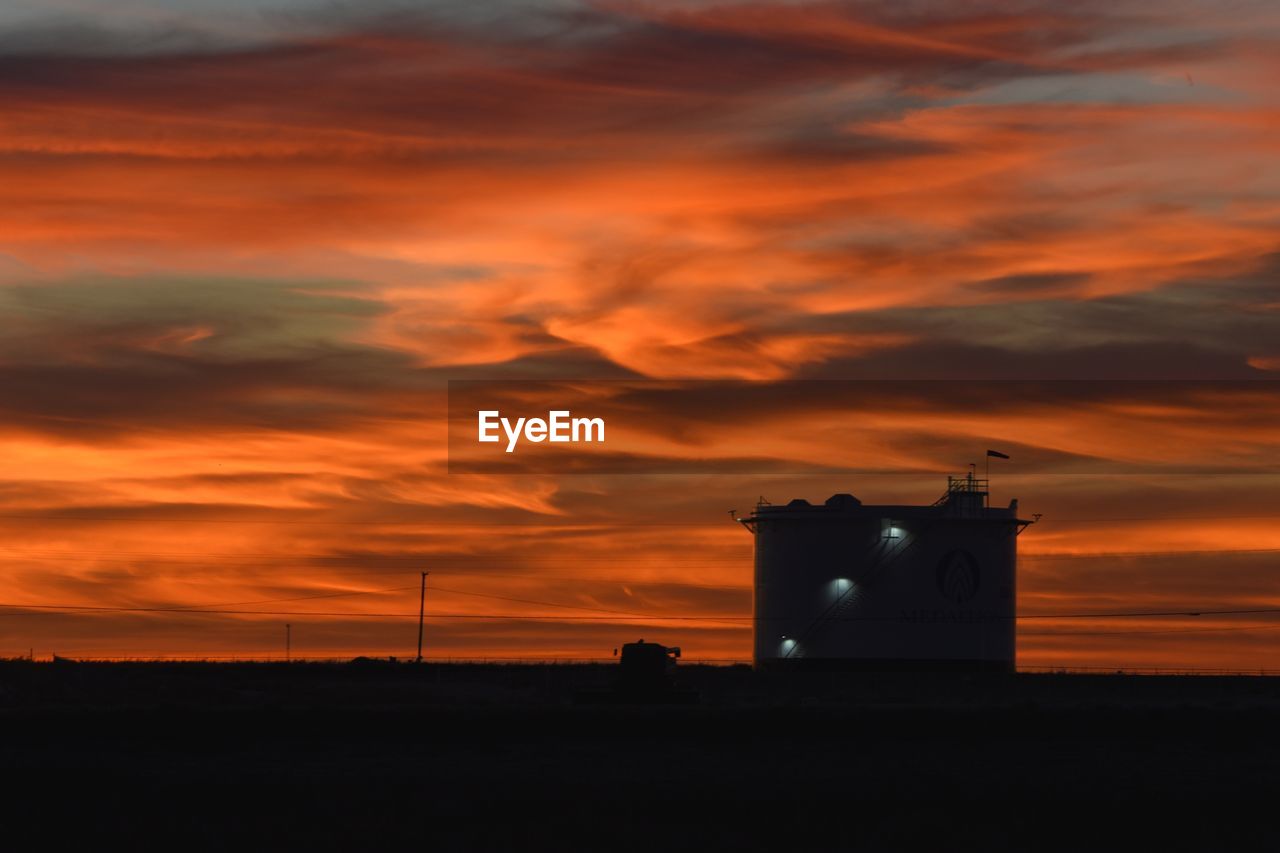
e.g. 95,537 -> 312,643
986,450 -> 1010,459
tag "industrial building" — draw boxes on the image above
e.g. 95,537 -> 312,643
741,472 -> 1033,672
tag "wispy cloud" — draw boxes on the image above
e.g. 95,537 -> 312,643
0,1 -> 1277,664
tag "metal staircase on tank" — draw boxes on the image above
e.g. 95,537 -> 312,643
781,522 -> 934,660
785,582 -> 865,661
779,473 -> 991,661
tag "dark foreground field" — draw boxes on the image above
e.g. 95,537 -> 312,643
1,661 -> 1278,851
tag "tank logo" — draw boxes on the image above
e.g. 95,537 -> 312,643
936,550 -> 980,604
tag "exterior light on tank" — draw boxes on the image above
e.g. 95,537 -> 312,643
750,476 -> 1021,672
829,578 -> 854,598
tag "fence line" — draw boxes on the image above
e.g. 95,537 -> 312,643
6,655 -> 1278,674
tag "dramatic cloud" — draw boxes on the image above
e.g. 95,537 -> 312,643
0,1 -> 1277,665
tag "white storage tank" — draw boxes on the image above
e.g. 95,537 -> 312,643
744,474 -> 1029,672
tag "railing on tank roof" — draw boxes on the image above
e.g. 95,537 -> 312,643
932,474 -> 990,506
947,474 -> 989,493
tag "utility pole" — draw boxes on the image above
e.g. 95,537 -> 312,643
416,571 -> 429,663
286,623 -> 291,662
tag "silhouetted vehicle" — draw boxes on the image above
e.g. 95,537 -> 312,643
575,639 -> 698,704
617,639 -> 680,692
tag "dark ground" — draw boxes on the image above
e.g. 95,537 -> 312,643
1,661 -> 1278,851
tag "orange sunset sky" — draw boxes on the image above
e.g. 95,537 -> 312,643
0,0 -> 1278,668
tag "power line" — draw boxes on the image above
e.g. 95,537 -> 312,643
4,599 -> 1280,622
425,583 -> 685,616
1023,549 -> 1280,560
1017,665 -> 1280,675
0,512 -> 1277,527
1032,514 -> 1280,524
1019,607 -> 1280,620
182,585 -> 419,609
1,549 -> 1277,570
17,653 -> 753,664
130,566 -> 751,592
0,553 -> 754,564
12,656 -> 1272,673
0,514 -> 734,527
1022,623 -> 1280,637
0,604 -> 738,621
300,570 -> 728,591
422,584 -> 749,627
